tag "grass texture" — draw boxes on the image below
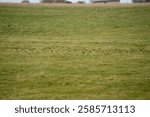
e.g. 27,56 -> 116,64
0,4 -> 150,99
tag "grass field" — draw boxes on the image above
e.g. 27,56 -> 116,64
0,3 -> 150,99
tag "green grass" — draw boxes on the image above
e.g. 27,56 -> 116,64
0,4 -> 150,99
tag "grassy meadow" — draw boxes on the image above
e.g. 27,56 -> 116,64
0,4 -> 150,99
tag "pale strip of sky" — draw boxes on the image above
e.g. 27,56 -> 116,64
0,0 -> 40,3
0,0 -> 92,3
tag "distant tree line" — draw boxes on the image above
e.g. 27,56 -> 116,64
22,0 -> 30,3
41,0 -> 65,3
22,0 -> 150,3
132,0 -> 150,2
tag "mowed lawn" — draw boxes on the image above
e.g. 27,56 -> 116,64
0,4 -> 150,99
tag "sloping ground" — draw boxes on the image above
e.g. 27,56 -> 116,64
0,4 -> 150,99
